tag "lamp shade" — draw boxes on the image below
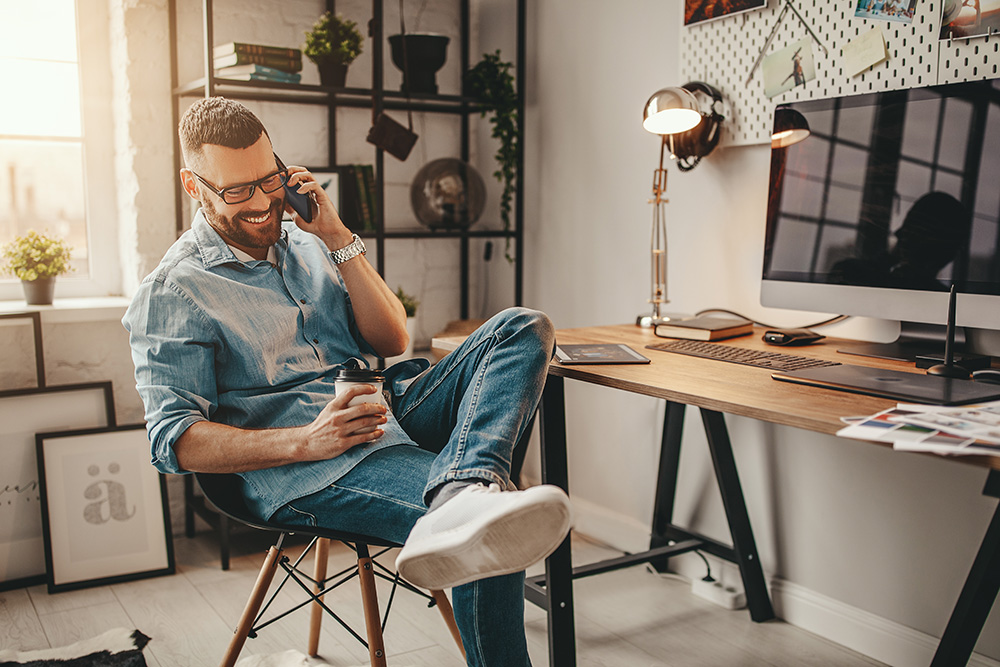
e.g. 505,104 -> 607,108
771,108 -> 810,148
642,87 -> 702,135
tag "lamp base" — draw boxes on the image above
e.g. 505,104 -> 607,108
636,313 -> 690,328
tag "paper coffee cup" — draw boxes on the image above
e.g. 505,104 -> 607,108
334,369 -> 387,407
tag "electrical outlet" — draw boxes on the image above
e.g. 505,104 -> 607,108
691,578 -> 747,610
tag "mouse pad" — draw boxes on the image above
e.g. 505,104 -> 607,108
773,364 -> 1000,406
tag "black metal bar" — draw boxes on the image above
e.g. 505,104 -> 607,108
659,525 -> 738,563
183,475 -> 196,538
700,409 -> 775,622
931,469 -> 1000,667
371,0 -> 385,278
202,0 -> 214,98
168,0 -> 184,236
514,0 -> 526,306
538,376 -> 576,666
527,539 -> 703,585
649,401 -> 686,571
524,580 -> 548,609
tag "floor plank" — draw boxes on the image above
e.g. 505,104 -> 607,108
0,528 -> 889,666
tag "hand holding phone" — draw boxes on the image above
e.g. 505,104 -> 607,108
284,182 -> 313,222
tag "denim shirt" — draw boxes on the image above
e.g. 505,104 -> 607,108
122,211 -> 427,518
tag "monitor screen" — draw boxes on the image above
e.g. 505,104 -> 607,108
761,78 -> 1000,334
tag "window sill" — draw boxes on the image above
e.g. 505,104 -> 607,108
0,296 -> 131,323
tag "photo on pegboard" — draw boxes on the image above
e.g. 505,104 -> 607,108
762,38 -> 816,98
854,0 -> 918,24
939,0 -> 1000,39
684,0 -> 766,26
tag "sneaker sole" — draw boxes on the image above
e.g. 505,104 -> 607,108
397,489 -> 572,590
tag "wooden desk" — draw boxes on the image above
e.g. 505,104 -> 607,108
432,324 -> 1000,667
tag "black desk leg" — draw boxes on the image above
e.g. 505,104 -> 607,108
649,401 -> 687,572
700,408 -> 775,622
931,469 -> 1000,667
538,375 -> 577,667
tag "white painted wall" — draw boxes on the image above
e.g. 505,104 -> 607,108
518,1 -> 1000,665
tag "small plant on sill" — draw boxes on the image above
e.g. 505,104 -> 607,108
468,50 -> 518,262
1,230 -> 73,282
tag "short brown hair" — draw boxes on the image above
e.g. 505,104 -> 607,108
178,97 -> 269,169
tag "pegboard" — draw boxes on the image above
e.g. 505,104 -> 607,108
680,0 -> 1000,147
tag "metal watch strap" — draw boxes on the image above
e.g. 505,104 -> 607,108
329,234 -> 366,264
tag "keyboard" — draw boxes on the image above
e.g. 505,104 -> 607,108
645,339 -> 841,372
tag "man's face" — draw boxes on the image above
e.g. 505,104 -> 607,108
186,134 -> 284,260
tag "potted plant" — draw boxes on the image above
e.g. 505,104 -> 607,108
303,12 -> 364,88
1,230 -> 73,305
467,50 -> 518,261
392,286 -> 419,361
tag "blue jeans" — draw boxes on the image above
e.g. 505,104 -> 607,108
271,308 -> 555,666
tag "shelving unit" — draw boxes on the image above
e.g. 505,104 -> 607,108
167,0 -> 526,317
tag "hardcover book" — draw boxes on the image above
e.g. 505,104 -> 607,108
653,316 -> 753,341
215,64 -> 302,83
213,51 -> 303,73
213,42 -> 302,59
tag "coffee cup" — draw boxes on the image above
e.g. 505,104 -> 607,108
334,368 -> 387,408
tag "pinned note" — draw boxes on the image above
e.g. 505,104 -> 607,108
843,28 -> 888,77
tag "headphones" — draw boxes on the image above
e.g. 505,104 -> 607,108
669,81 -> 725,172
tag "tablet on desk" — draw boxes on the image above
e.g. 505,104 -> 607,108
554,344 -> 651,365
773,364 -> 1000,406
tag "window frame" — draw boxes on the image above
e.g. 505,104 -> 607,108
0,0 -> 120,301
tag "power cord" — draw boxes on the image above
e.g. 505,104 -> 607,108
694,308 -> 849,331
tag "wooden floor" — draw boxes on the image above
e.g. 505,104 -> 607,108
0,527 -> 885,667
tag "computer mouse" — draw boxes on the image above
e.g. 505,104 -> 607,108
762,328 -> 824,346
972,369 -> 1000,385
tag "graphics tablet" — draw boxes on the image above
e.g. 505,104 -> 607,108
772,364 -> 1000,406
554,344 -> 651,365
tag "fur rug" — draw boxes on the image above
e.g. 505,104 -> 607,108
0,628 -> 150,666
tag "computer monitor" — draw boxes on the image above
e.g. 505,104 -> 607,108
761,78 -> 1000,361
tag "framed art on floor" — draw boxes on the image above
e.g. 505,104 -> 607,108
36,424 -> 174,593
0,382 -> 115,591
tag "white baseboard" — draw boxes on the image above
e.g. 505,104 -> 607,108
562,495 -> 1000,667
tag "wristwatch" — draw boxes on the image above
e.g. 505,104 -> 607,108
329,234 -> 367,264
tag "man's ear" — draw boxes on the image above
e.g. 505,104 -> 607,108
180,169 -> 201,201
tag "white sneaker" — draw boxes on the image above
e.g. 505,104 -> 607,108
396,483 -> 573,590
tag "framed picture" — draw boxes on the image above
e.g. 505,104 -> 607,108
685,0 -> 766,26
762,38 -> 817,98
0,382 -> 115,591
36,424 -> 174,593
0,312 -> 45,390
939,0 -> 1000,40
855,0 -> 918,25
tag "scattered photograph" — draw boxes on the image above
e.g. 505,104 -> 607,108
939,0 -> 1000,39
762,39 -> 817,98
855,0 -> 918,24
685,0 -> 767,26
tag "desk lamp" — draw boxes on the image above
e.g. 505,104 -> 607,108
637,85 -> 709,327
771,108 -> 810,148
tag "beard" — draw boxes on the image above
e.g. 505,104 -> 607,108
201,194 -> 283,253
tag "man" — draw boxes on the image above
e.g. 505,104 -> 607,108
123,97 -> 571,665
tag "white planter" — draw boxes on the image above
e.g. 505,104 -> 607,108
385,317 -> 416,366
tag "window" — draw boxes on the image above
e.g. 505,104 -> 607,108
0,0 -> 118,300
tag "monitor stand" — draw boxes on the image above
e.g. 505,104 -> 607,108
837,321 -> 961,362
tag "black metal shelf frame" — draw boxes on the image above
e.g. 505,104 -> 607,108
168,0 -> 526,316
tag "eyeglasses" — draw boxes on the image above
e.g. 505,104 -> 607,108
190,153 -> 290,205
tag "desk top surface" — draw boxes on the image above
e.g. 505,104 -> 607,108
433,323 -> 1000,471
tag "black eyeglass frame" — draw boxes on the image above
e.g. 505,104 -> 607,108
189,153 -> 290,205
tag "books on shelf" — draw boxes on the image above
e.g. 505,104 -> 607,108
213,42 -> 302,73
653,316 -> 753,341
329,165 -> 376,233
215,64 -> 302,83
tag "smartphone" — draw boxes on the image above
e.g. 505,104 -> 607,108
284,182 -> 313,222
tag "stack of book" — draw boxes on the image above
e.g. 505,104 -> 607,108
335,165 -> 377,233
214,42 -> 303,83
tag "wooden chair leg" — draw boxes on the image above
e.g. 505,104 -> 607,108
431,589 -> 466,659
220,543 -> 282,667
357,544 -> 387,667
308,538 -> 330,657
